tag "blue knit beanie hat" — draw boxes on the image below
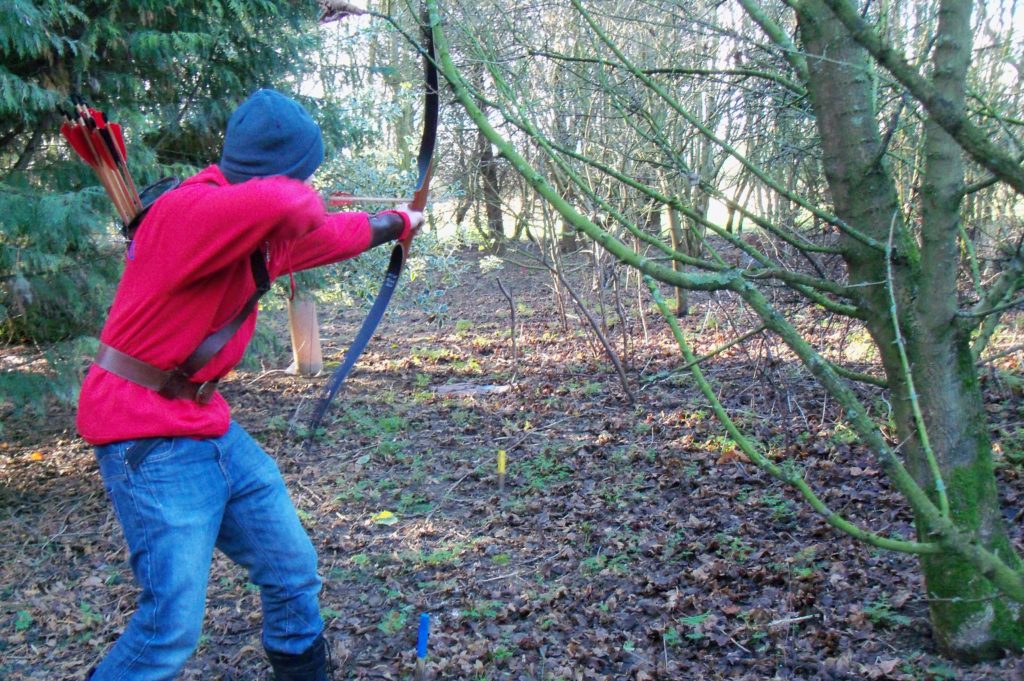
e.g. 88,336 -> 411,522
219,89 -> 324,183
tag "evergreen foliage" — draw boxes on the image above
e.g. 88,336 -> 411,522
1,0 -> 449,425
0,0 -> 325,420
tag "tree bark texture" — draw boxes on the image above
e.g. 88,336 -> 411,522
477,129 -> 505,247
667,206 -> 689,315
796,0 -> 1023,659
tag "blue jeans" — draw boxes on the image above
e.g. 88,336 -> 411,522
91,422 -> 323,681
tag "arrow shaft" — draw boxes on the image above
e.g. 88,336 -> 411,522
93,134 -> 135,219
328,195 -> 410,206
98,126 -> 142,211
76,123 -> 131,222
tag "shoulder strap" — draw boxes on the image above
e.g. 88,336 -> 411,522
179,248 -> 271,377
104,177 -> 273,394
123,176 -> 182,241
93,249 -> 271,401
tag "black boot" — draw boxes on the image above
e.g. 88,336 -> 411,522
266,634 -> 331,681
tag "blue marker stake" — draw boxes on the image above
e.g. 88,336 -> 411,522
416,613 -> 430,681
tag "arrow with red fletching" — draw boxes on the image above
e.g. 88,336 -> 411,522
75,98 -> 141,217
59,97 -> 142,225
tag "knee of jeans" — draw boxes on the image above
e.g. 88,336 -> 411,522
278,544 -> 321,597
298,545 -> 322,592
140,594 -> 206,656
162,617 -> 205,658
118,617 -> 202,673
262,550 -> 321,615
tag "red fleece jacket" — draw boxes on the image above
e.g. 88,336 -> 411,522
76,165 -> 397,445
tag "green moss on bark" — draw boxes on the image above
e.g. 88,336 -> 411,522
921,463 -> 1024,660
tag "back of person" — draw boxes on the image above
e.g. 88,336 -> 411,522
77,164 -> 324,444
81,88 -> 422,681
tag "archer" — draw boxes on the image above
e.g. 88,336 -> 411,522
77,89 -> 423,681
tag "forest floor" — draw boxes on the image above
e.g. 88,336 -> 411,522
1,247 -> 1023,680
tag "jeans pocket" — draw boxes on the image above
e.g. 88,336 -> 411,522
94,443 -> 129,483
127,438 -> 176,469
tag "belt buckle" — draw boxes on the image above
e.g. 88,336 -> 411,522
195,381 -> 217,405
158,369 -> 189,400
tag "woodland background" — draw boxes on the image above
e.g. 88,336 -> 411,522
3,0 -> 1024,678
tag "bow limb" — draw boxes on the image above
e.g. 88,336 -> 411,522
319,0 -> 366,22
399,8 -> 438,255
307,7 -> 439,435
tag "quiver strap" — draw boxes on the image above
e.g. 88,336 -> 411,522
94,249 -> 272,403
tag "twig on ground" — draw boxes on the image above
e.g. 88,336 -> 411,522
768,614 -> 817,627
546,261 -> 636,403
425,467 -> 481,520
246,369 -> 292,384
496,277 -> 518,376
479,571 -> 521,583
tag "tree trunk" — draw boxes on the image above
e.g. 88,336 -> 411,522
797,0 -> 1023,659
559,216 -> 577,253
666,205 -> 688,316
909,0 -> 1024,658
478,129 -> 505,248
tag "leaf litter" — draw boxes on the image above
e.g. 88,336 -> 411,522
1,248 -> 1022,680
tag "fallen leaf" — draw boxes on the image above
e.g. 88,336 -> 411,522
372,510 -> 398,525
716,449 -> 750,465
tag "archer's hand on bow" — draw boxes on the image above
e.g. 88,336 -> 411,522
368,205 -> 424,248
396,204 -> 425,235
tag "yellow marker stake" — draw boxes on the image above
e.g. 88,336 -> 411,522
497,449 -> 507,493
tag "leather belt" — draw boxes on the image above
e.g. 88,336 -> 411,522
91,250 -> 268,406
94,343 -> 219,404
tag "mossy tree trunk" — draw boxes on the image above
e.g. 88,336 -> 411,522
667,205 -> 688,316
797,0 -> 1023,659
